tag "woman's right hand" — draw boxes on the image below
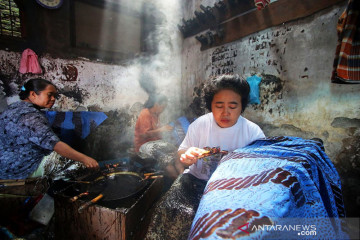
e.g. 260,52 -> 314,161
179,147 -> 205,166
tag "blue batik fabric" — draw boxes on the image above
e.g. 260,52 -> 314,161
0,101 -> 59,179
189,136 -> 348,240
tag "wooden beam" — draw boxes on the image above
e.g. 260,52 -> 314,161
180,0 -> 255,38
200,0 -> 346,50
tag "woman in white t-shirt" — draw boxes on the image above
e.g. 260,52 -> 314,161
144,75 -> 265,239
178,75 -> 265,180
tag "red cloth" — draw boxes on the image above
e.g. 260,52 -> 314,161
19,48 -> 42,74
134,108 -> 161,152
255,0 -> 270,10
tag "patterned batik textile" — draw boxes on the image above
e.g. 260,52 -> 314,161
189,136 -> 348,240
331,0 -> 360,83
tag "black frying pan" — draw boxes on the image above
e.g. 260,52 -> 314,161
77,171 -> 148,213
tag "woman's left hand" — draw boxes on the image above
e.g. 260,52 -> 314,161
179,147 -> 204,166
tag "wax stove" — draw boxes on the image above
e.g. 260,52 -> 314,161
54,176 -> 163,240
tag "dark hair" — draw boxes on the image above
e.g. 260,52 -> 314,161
204,74 -> 250,113
144,94 -> 168,109
19,78 -> 56,100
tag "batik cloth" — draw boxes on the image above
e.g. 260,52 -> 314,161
45,111 -> 108,146
189,136 -> 348,240
331,0 -> 360,83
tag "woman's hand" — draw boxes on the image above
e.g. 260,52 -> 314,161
158,124 -> 173,132
141,125 -> 173,139
179,147 -> 205,166
54,141 -> 99,170
81,156 -> 99,169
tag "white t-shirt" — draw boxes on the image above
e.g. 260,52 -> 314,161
179,113 -> 265,180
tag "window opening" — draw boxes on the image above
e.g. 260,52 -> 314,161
0,0 -> 21,37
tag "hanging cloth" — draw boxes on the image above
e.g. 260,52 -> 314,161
246,75 -> 262,104
331,0 -> 360,83
19,48 -> 43,74
45,111 -> 108,146
255,0 -> 270,10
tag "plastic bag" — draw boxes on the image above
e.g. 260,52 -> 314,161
246,75 -> 262,104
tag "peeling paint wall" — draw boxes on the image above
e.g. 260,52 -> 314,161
1,51 -> 147,110
181,2 -> 360,216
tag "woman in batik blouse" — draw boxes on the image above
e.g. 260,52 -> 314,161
0,78 -> 99,179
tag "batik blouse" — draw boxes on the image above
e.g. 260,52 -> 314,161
0,101 -> 59,179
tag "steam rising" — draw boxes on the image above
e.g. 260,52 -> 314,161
138,0 -> 182,97
115,0 -> 183,122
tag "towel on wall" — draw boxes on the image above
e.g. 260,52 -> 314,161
255,0 -> 270,10
19,48 -> 42,74
331,0 -> 360,83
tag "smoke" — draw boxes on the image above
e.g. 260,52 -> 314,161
90,0 -> 183,120
138,0 -> 182,95
134,0 -> 183,121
